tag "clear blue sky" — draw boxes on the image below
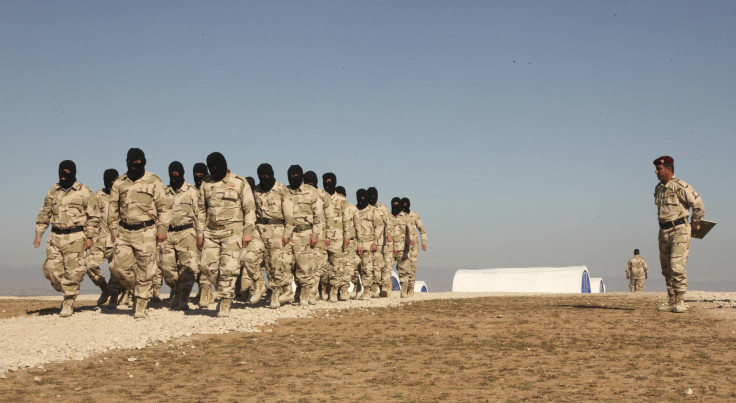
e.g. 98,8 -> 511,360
2,1 -> 735,293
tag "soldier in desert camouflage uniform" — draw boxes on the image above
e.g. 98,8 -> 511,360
158,161 -> 201,311
322,173 -> 349,302
237,176 -> 268,304
285,165 -> 324,306
191,162 -> 211,303
355,189 -> 383,300
395,197 -> 427,298
388,197 -> 406,283
336,186 -> 362,299
626,249 -> 648,292
108,148 -> 171,319
197,152 -> 256,317
303,171 -> 334,301
34,160 -> 101,317
367,187 -> 393,297
653,156 -> 705,313
86,169 -> 120,307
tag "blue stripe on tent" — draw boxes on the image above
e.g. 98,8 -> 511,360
581,271 -> 591,293
420,285 -> 427,292
392,276 -> 401,291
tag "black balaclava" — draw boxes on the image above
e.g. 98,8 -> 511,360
335,186 -> 346,197
245,176 -> 255,190
58,160 -> 77,189
322,172 -> 336,195
206,152 -> 228,182
126,148 -> 146,182
287,164 -> 303,190
356,188 -> 369,210
366,187 -> 378,206
391,197 -> 402,216
168,161 -> 185,191
192,162 -> 208,189
303,170 -> 318,188
257,163 -> 276,192
103,169 -> 119,194
401,197 -> 411,213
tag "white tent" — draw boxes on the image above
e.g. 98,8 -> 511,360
452,266 -> 592,293
391,271 -> 428,293
589,277 -> 605,293
414,281 -> 428,293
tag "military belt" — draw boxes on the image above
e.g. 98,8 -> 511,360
51,226 -> 84,235
168,223 -> 194,232
258,218 -> 285,225
659,217 -> 687,230
293,225 -> 313,233
120,220 -> 156,231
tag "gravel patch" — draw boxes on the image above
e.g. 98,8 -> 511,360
1,290 -> 734,376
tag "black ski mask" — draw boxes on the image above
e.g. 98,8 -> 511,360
168,161 -> 185,191
391,197 -> 402,216
103,169 -> 119,194
287,165 -> 303,190
126,148 -> 146,182
303,171 -> 318,188
401,197 -> 411,213
58,160 -> 77,189
367,187 -> 378,206
322,172 -> 336,195
335,186 -> 346,197
257,163 -> 276,192
356,189 -> 369,210
192,162 -> 208,189
206,152 -> 228,182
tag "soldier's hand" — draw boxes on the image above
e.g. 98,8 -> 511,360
394,249 -> 399,254
242,234 -> 253,246
387,236 -> 392,243
626,274 -> 629,280
410,240 -> 416,246
692,221 -> 701,233
309,236 -> 318,246
343,239 -> 350,247
282,238 -> 290,246
645,274 -> 648,279
422,243 -> 427,251
197,237 -> 204,249
324,239 -> 331,247
157,233 -> 167,243
111,235 -> 116,243
84,238 -> 94,250
33,236 -> 41,248
370,244 -> 377,252
358,245 -> 363,255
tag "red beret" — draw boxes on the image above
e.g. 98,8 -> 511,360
653,156 -> 674,165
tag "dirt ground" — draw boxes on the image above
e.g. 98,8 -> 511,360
2,293 -> 736,402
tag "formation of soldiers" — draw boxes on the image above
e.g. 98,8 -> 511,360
34,148 -> 428,319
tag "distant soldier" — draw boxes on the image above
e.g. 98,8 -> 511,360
158,161 -> 200,311
303,171 -> 334,301
285,165 -> 324,306
237,175 -> 268,304
395,197 -> 427,298
109,148 -> 171,319
323,173 -> 349,302
337,186 -> 362,299
355,189 -> 382,300
653,156 -> 705,313
34,160 -> 100,317
626,249 -> 648,292
367,187 -> 393,297
197,152 -> 256,317
86,169 -> 120,307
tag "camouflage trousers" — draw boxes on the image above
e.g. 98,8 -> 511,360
257,223 -> 293,289
397,244 -> 420,286
379,245 -> 393,290
86,235 -> 121,292
343,240 -> 360,287
313,246 -> 329,288
43,232 -> 86,298
326,241 -> 346,288
200,228 -> 243,300
289,231 -> 315,288
113,226 -> 159,299
158,227 -> 199,290
358,241 -> 375,288
658,224 -> 690,294
239,236 -> 265,291
629,278 -> 645,292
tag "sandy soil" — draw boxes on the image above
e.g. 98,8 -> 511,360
1,292 -> 736,402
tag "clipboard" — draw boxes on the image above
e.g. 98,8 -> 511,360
691,220 -> 716,239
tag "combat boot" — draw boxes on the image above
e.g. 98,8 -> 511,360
279,286 -> 295,304
673,292 -> 688,313
249,277 -> 266,304
371,284 -> 380,298
354,281 -> 363,299
169,284 -> 181,309
339,285 -> 350,301
106,292 -> 120,309
217,298 -> 232,318
329,286 -> 339,303
151,286 -> 162,303
658,293 -> 675,312
119,289 -> 132,308
133,297 -> 149,319
96,279 -> 111,306
59,296 -> 75,317
408,281 -> 415,297
299,287 -> 310,306
379,281 -> 389,298
362,285 -> 372,300
320,281 -> 330,301
178,286 -> 192,311
270,286 -> 281,309
198,286 -> 212,309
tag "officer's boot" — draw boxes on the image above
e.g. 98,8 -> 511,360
400,282 -> 408,298
339,285 -> 350,301
673,292 -> 688,313
106,291 -> 120,309
299,286 -> 310,307
658,293 -> 675,312
217,298 -> 232,318
96,279 -> 111,306
178,286 -> 192,311
59,296 -> 75,317
329,284 -> 339,303
169,284 -> 181,309
270,286 -> 281,309
249,277 -> 266,304
362,284 -> 372,300
198,286 -> 212,309
133,297 -> 149,319
279,286 -> 295,304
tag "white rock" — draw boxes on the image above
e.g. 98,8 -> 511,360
34,376 -> 41,383
685,388 -> 693,395
127,357 -> 137,362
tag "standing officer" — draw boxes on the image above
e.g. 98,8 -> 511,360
86,169 -> 120,307
396,197 -> 427,297
197,152 -> 256,317
653,156 -> 705,313
34,160 -> 100,317
285,165 -> 324,306
626,249 -> 648,292
355,189 -> 382,300
109,148 -> 171,319
159,161 -> 201,311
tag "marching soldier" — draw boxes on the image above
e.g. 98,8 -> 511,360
303,171 -> 335,301
336,186 -> 362,299
355,189 -> 382,300
367,187 -> 393,297
237,176 -> 268,304
395,197 -> 427,297
86,169 -> 120,307
323,173 -> 349,302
